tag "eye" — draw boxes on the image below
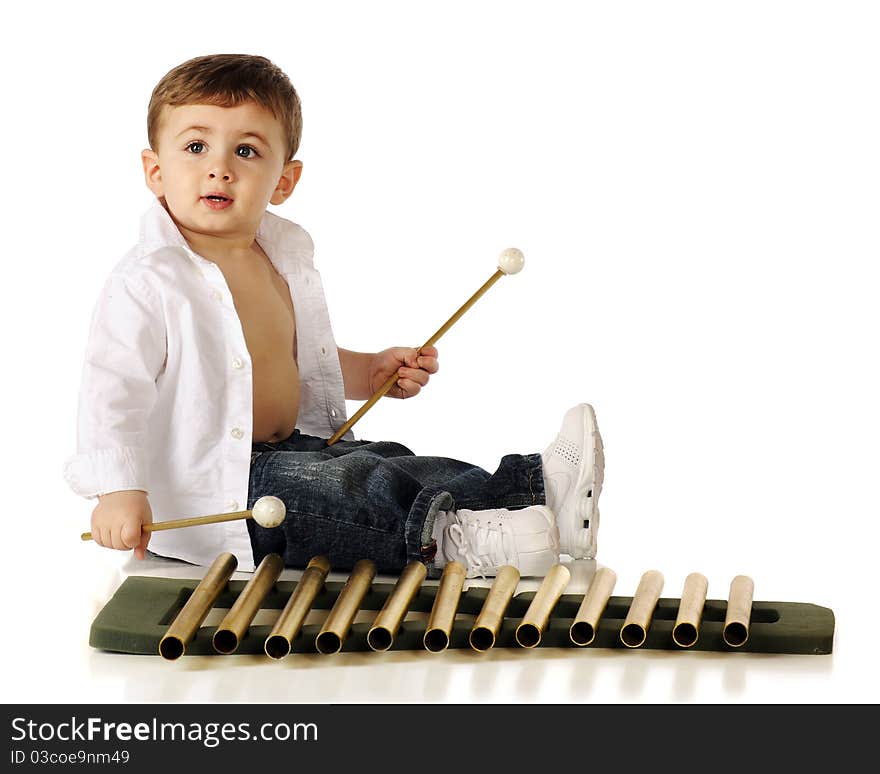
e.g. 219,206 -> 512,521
185,141 -> 206,154
236,144 -> 259,159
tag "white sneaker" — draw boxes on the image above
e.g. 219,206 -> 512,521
440,506 -> 560,579
541,403 -> 604,559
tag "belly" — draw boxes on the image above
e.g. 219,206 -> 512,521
251,358 -> 301,442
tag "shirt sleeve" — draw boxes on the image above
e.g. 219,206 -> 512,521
63,270 -> 166,499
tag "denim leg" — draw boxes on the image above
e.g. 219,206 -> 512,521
247,431 -> 545,574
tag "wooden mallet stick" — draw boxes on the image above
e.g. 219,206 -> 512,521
327,247 -> 525,445
80,495 -> 287,542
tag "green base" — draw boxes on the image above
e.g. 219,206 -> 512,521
90,576 -> 834,656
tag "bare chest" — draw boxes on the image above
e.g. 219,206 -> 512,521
219,261 -> 297,359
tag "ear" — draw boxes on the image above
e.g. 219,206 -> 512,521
141,149 -> 164,197
270,159 -> 303,205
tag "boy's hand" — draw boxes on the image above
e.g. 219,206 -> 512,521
90,490 -> 153,560
369,346 -> 439,399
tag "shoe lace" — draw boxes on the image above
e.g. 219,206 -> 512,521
447,516 -> 516,579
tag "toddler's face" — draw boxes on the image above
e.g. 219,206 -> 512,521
142,102 -> 300,242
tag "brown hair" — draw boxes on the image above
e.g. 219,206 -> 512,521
147,54 -> 302,160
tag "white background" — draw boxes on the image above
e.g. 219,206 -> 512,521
1,0 -> 878,703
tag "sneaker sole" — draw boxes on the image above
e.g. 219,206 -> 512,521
569,404 -> 604,559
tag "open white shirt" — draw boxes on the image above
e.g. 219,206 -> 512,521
63,199 -> 351,570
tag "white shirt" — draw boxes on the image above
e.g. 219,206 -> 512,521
63,200 -> 351,570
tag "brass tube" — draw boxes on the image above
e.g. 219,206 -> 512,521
367,560 -> 427,651
159,552 -> 238,660
620,570 -> 664,648
315,559 -> 377,654
423,561 -> 467,652
264,556 -> 331,659
672,572 -> 709,648
569,567 -> 617,646
212,553 -> 284,654
515,564 -> 571,648
723,574 -> 755,647
469,565 -> 520,652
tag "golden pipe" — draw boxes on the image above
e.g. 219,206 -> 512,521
620,570 -> 664,648
367,560 -> 427,651
265,556 -> 331,659
315,559 -> 377,654
159,552 -> 238,660
569,567 -> 617,646
469,565 -> 520,652
723,575 -> 755,647
327,269 -> 507,445
424,561 -> 467,652
515,564 -> 571,648
212,553 -> 284,654
672,572 -> 709,648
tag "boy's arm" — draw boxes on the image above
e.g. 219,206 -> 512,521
337,348 -> 372,400
64,272 -> 166,557
337,346 -> 439,401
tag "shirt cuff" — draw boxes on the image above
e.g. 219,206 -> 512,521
63,447 -> 149,499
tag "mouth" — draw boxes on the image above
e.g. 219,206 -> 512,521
201,193 -> 233,210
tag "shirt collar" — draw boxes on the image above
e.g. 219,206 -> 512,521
139,198 -> 314,274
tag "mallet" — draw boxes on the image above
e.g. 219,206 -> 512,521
80,495 -> 287,542
327,247 -> 525,445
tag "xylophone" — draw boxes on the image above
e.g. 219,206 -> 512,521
89,553 -> 835,659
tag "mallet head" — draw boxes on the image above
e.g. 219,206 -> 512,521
251,495 -> 286,528
497,247 -> 525,275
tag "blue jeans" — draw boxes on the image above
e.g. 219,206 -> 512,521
247,430 -> 545,574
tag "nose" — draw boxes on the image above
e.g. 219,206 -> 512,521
207,159 -> 234,182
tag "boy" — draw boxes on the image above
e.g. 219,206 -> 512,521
64,54 -> 604,578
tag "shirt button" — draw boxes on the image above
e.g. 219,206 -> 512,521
330,408 -> 338,418
231,427 -> 244,440
212,290 -> 223,302
320,346 -> 327,355
232,357 -> 244,369
227,501 -> 239,511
